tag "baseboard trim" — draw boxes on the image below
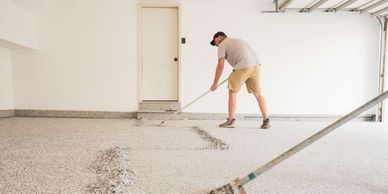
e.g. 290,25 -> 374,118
0,109 -> 15,118
0,109 -> 375,121
14,109 -> 137,119
142,112 -> 375,121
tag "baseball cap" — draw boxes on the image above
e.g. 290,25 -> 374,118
210,31 -> 227,46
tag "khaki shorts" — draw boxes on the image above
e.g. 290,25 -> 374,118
228,65 -> 261,94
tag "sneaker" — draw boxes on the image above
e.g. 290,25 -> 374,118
219,118 -> 235,128
261,118 -> 271,129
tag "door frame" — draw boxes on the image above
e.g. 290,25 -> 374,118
137,2 -> 181,102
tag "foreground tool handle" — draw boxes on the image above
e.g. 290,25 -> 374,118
159,78 -> 228,126
209,90 -> 388,193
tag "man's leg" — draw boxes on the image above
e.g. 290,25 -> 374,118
219,69 -> 243,128
219,89 -> 237,128
253,93 -> 269,120
228,90 -> 237,120
253,93 -> 271,129
245,65 -> 271,128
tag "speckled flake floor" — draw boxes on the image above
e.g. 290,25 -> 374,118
0,117 -> 388,194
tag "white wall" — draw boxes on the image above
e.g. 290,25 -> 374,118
0,46 -> 14,110
181,0 -> 379,115
12,0 -> 380,116
13,0 -> 137,111
385,42 -> 388,123
385,76 -> 387,123
0,0 -> 37,49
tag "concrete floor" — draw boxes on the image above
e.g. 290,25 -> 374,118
0,117 -> 387,193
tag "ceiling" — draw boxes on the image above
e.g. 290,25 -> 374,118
8,0 -> 388,17
274,0 -> 388,16
285,0 -> 377,8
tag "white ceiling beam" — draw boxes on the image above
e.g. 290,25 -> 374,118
303,0 -> 330,13
334,0 -> 359,12
357,0 -> 378,9
371,6 -> 388,16
360,0 -> 388,14
279,0 -> 294,12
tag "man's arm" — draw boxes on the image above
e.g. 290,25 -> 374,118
210,57 -> 225,91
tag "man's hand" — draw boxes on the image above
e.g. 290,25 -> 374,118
211,57 -> 225,92
210,83 -> 218,91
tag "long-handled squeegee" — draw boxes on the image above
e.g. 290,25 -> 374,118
159,78 -> 228,126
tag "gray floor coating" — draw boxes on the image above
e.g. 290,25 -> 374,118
0,117 -> 387,193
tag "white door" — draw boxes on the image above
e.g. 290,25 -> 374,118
142,7 -> 178,101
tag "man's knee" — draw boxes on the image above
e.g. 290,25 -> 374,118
253,92 -> 262,98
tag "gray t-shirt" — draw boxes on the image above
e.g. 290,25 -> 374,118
217,38 -> 260,69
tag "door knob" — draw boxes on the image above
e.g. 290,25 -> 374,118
174,58 -> 178,61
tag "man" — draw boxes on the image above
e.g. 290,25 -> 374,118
210,31 -> 271,129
